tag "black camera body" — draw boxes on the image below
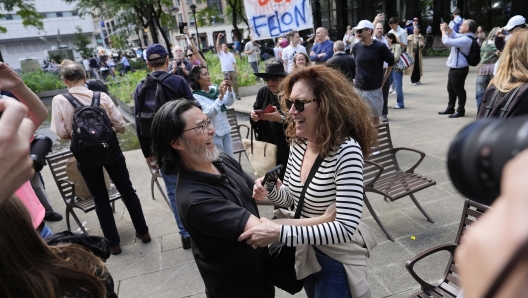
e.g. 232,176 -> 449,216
448,117 -> 528,206
30,134 -> 53,172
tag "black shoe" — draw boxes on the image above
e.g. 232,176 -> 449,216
449,112 -> 465,118
438,109 -> 455,115
110,245 -> 122,255
182,236 -> 191,250
236,96 -> 241,100
136,232 -> 151,243
44,212 -> 63,222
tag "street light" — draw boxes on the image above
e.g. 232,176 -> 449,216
190,4 -> 200,50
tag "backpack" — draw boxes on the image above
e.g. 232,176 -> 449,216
63,92 -> 116,167
453,18 -> 464,33
86,79 -> 108,93
459,36 -> 481,67
135,72 -> 180,138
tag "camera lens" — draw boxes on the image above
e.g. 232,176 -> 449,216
448,116 -> 528,206
30,135 -> 53,172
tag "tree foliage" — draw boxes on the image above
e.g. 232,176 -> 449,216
224,0 -> 249,40
72,27 -> 95,57
0,0 -> 44,33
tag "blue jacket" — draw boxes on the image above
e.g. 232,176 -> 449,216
310,40 -> 334,63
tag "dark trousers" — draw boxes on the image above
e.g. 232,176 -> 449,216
78,147 -> 148,247
447,67 -> 469,112
382,69 -> 392,116
411,52 -> 421,83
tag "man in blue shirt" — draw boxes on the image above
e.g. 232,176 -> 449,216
120,54 -> 130,73
309,27 -> 334,63
438,19 -> 476,118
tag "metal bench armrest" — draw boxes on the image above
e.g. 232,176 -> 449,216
238,124 -> 250,139
406,243 -> 457,291
364,160 -> 384,187
393,147 -> 426,173
57,179 -> 77,205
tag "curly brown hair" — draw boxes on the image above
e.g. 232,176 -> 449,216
279,65 -> 378,157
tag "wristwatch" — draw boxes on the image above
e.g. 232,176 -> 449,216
281,115 -> 286,123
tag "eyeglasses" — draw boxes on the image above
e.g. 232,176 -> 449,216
355,28 -> 369,34
182,118 -> 212,134
263,77 -> 280,82
285,98 -> 316,112
187,54 -> 193,57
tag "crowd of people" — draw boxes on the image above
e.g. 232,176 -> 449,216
2,11 -> 528,298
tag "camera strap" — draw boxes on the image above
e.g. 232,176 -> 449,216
484,85 -> 524,119
293,155 -> 324,219
499,85 -> 523,119
484,89 -> 500,119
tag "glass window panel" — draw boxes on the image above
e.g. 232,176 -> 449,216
15,44 -> 23,54
63,11 -> 73,17
31,42 -> 40,52
72,11 -> 78,16
23,43 -> 32,53
47,12 -> 57,18
12,14 -> 22,20
56,12 -> 63,17
6,44 -> 16,55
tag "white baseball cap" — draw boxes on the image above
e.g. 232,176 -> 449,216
505,15 -> 526,31
353,20 -> 374,32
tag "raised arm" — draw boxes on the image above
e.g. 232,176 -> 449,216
185,26 -> 207,67
216,33 -> 223,53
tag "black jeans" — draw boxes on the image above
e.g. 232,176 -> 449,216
382,68 -> 393,116
447,67 -> 469,112
411,52 -> 421,83
78,146 -> 148,247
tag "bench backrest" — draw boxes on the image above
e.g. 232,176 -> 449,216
364,123 -> 400,185
45,150 -> 76,203
226,108 -> 243,144
441,199 -> 490,294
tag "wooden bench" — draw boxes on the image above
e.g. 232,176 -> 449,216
363,123 -> 436,241
226,108 -> 249,163
46,150 -> 122,235
406,199 -> 489,297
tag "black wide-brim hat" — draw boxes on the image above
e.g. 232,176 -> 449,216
253,60 -> 289,78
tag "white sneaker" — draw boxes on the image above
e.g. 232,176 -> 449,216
394,105 -> 404,109
389,87 -> 395,94
416,81 -> 421,85
412,83 -> 417,86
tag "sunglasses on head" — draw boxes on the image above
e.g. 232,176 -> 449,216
187,54 -> 193,57
285,98 -> 316,112
263,77 -> 280,82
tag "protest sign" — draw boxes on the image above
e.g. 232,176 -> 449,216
244,0 -> 314,40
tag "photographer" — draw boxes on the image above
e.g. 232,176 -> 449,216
169,45 -> 193,81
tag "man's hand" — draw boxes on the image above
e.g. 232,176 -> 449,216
184,26 -> 190,38
310,51 -> 316,56
238,217 -> 280,248
440,23 -> 448,32
317,53 -> 326,58
250,111 -> 260,122
0,97 -> 35,205
258,106 -> 282,122
146,156 -> 158,170
0,62 -> 24,90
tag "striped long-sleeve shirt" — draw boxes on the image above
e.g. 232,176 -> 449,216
268,137 -> 364,246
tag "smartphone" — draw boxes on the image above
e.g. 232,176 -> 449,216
224,71 -> 230,80
440,18 -> 444,24
179,22 -> 187,34
262,165 -> 284,191
254,104 -> 275,115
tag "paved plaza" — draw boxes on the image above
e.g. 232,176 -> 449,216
41,57 -> 479,297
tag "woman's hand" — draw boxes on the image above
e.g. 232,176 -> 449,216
218,83 -> 227,98
238,217 -> 281,248
250,111 -> 260,122
259,106 -> 282,122
223,78 -> 232,91
0,63 -> 23,91
253,177 -> 268,200
323,203 -> 337,222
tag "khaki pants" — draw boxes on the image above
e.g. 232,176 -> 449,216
226,71 -> 239,98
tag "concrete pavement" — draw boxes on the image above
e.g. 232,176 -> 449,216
41,56 -> 479,297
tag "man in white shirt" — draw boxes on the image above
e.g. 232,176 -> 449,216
244,35 -> 259,73
82,56 -> 92,79
216,33 -> 240,99
387,17 -> 408,49
343,25 -> 354,54
281,30 -> 307,72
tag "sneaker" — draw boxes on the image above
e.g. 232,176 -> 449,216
136,232 -> 152,243
389,88 -> 395,94
381,115 -> 388,122
412,83 -> 417,86
182,236 -> 191,250
416,81 -> 421,85
236,96 -> 241,100
44,212 -> 63,222
394,105 -> 404,109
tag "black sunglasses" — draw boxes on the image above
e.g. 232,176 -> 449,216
355,28 -> 370,34
187,54 -> 193,57
285,98 -> 316,112
263,77 -> 280,82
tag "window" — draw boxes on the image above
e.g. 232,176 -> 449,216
186,0 -> 193,4
72,11 -> 78,16
176,0 -> 181,6
178,13 -> 183,23
46,12 -> 57,18
56,12 -> 63,17
63,11 -> 73,17
188,12 -> 195,25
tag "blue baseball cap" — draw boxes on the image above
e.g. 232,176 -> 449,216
146,44 -> 168,61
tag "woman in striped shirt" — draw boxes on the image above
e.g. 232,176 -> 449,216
240,65 -> 378,297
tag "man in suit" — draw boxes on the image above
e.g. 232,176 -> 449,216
326,41 -> 355,83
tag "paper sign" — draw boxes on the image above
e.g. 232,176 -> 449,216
244,0 -> 314,41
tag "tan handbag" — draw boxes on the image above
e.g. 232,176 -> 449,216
66,157 -> 111,200
242,126 -> 277,177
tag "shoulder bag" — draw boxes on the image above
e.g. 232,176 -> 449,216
266,155 -> 324,294
394,50 -> 414,71
480,84 -> 525,119
242,125 -> 277,177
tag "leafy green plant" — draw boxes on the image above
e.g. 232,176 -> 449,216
107,70 -> 148,104
20,70 -> 66,93
204,52 -> 259,87
72,27 -> 95,58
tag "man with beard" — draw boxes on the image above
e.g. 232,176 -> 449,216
168,45 -> 193,81
249,60 -> 289,177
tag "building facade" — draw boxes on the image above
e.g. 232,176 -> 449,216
0,0 -> 97,70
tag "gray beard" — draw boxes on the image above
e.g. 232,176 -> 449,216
182,136 -> 220,164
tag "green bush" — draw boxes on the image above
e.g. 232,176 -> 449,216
204,52 -> 263,87
107,70 -> 148,104
20,70 -> 66,93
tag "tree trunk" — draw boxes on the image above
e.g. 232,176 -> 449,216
153,17 -> 171,51
232,5 -> 240,41
148,15 -> 159,44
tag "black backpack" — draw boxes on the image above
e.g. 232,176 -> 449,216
460,36 -> 481,67
63,92 -> 116,167
136,72 -> 181,138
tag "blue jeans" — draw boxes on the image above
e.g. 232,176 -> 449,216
304,247 -> 352,298
476,74 -> 493,109
214,133 -> 233,157
40,225 -> 53,238
249,61 -> 259,73
160,168 -> 189,238
392,70 -> 404,107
